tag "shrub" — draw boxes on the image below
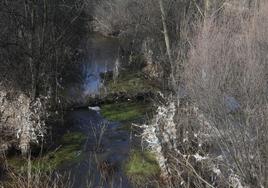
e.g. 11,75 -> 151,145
185,3 -> 268,187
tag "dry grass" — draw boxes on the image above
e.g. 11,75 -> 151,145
184,2 -> 268,187
0,155 -> 72,188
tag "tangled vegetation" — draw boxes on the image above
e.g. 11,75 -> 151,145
1,0 -> 268,187
124,150 -> 160,186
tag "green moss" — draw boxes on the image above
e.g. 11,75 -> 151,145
101,102 -> 151,121
8,132 -> 86,172
102,72 -> 157,95
124,150 -> 160,185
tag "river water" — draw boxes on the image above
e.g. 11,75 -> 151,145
60,33 -> 136,188
63,109 -> 133,187
64,33 -> 119,104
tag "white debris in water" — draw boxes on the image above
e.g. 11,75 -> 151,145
88,106 -> 101,111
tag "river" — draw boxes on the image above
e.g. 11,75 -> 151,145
3,32 -> 150,188
59,33 -> 138,188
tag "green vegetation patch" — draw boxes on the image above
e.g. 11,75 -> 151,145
8,132 -> 86,172
103,72 -> 157,95
124,150 -> 160,185
101,102 -> 151,121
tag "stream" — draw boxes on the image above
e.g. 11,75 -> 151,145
59,33 -> 140,188
3,33 -> 151,188
2,33 -> 157,188
63,108 -> 133,187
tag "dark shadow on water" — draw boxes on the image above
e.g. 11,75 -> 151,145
60,109 -> 133,188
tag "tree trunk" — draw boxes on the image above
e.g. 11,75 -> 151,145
158,0 -> 177,91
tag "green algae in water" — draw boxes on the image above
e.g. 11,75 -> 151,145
124,150 -> 160,185
101,102 -> 151,121
8,132 -> 86,172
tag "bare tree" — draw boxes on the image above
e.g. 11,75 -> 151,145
0,0 -> 85,100
0,0 -> 86,154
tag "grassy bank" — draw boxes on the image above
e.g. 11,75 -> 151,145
124,150 -> 160,186
100,101 -> 152,121
7,132 -> 86,173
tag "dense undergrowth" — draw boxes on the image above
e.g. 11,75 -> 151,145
93,0 -> 268,187
7,132 -> 86,173
2,0 -> 268,188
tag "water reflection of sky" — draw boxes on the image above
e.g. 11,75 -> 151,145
67,34 -> 119,103
82,57 -> 109,96
84,34 -> 118,95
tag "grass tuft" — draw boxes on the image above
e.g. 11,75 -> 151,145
124,150 -> 160,185
101,102 -> 151,121
101,71 -> 158,96
8,132 -> 86,172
